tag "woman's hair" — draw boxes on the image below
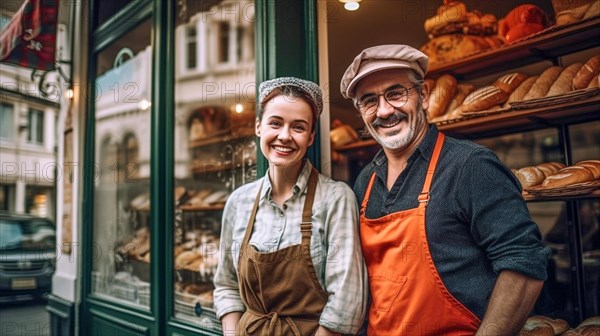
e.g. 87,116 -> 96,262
259,85 -> 319,132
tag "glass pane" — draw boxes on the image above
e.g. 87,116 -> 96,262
94,0 -> 136,29
92,19 -> 152,308
172,0 -> 256,329
0,103 -> 14,140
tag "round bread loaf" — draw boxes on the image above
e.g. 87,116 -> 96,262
537,162 -> 567,178
523,66 -> 563,100
575,160 -> 600,179
542,166 -> 595,188
428,74 -> 457,119
461,85 -> 509,112
573,55 -> 600,90
517,166 -> 546,188
525,316 -> 570,335
519,321 -> 555,336
547,63 -> 583,97
495,72 -> 529,94
504,75 -> 539,107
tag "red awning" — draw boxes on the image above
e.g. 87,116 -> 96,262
0,0 -> 60,71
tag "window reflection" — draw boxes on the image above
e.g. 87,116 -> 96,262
92,19 -> 152,308
173,0 -> 256,329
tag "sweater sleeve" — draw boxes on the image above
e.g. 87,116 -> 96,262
456,148 -> 551,280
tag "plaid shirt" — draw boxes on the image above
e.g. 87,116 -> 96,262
214,160 -> 368,334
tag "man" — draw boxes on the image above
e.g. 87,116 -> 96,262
340,44 -> 550,335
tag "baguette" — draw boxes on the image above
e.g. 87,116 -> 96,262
542,166 -> 595,188
461,85 -> 508,112
536,162 -> 566,178
573,55 -> 600,90
547,63 -> 583,97
523,66 -> 563,100
574,160 -> 600,179
588,76 -> 599,88
583,0 -> 600,19
428,74 -> 457,119
504,75 -> 538,107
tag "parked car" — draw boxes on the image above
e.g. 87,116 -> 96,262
0,211 -> 56,298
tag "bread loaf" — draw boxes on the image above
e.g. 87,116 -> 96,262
547,63 -> 583,96
519,321 -> 555,336
523,66 -> 563,100
556,2 -> 593,25
579,315 -> 600,328
495,72 -> 529,94
420,34 -> 491,65
575,160 -> 600,179
583,0 -> 600,19
504,75 -> 539,107
573,55 -> 600,90
428,74 -> 457,119
516,166 -> 546,188
461,85 -> 509,112
542,166 -> 595,188
574,325 -> 600,336
424,1 -> 469,37
438,84 -> 475,122
536,162 -> 566,178
525,316 -> 570,335
588,75 -> 600,88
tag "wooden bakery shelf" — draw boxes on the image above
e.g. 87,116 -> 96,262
429,17 -> 600,79
438,93 -> 600,139
189,127 -> 255,148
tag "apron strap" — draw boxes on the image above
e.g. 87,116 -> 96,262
301,168 -> 319,238
418,132 -> 445,207
360,173 -> 377,216
242,182 -> 263,245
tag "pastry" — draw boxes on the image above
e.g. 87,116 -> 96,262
424,1 -> 469,38
420,34 -> 491,65
575,160 -> 600,179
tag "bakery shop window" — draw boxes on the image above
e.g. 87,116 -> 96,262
91,18 -> 152,307
173,0 -> 256,328
185,25 -> 198,70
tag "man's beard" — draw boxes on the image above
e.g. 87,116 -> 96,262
366,99 -> 425,150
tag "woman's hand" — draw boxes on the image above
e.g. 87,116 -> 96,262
315,325 -> 341,336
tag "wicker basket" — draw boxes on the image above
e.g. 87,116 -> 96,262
525,179 -> 600,197
551,0 -> 594,13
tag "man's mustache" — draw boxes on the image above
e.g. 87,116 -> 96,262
371,112 -> 408,127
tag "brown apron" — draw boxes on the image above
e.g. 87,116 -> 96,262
236,168 -> 329,336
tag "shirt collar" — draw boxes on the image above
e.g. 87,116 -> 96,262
260,159 -> 314,201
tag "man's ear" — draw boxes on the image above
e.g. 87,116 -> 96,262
255,118 -> 261,137
421,81 -> 430,111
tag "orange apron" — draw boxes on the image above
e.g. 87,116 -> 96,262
360,133 -> 481,335
236,168 -> 329,335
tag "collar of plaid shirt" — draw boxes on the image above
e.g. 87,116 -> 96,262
0,0 -> 59,71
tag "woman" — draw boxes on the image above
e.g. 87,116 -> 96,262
214,77 -> 367,335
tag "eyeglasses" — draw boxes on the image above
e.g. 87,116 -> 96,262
355,84 -> 420,116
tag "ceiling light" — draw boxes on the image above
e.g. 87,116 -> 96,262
339,0 -> 361,11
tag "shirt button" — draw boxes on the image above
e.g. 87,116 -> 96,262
277,227 -> 282,231
283,204 -> 288,210
272,239 -> 277,243
280,212 -> 284,217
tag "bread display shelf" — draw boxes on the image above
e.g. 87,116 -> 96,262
189,127 -> 255,148
428,16 -> 600,78
437,92 -> 600,139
